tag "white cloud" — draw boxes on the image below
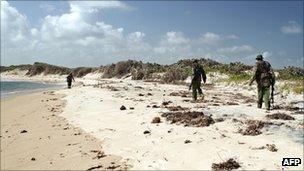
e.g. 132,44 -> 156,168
226,34 -> 239,40
218,45 -> 254,54
281,21 -> 303,34
165,31 -> 189,44
1,1 -> 29,42
69,1 -> 134,13
127,31 -> 145,42
1,1 -> 261,67
198,32 -> 221,45
154,31 -> 190,55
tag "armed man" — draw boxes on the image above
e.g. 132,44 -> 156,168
189,59 -> 207,101
66,73 -> 75,89
249,54 -> 275,110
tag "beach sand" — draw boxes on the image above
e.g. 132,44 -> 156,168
1,74 -> 303,170
0,90 -> 130,170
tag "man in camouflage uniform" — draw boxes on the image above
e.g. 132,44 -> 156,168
189,60 -> 207,101
249,55 -> 275,110
66,73 -> 75,89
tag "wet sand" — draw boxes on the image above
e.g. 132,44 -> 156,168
0,90 -> 131,170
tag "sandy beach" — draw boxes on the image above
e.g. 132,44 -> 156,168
1,90 -> 130,170
1,73 -> 303,170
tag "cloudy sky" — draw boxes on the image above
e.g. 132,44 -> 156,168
1,1 -> 303,68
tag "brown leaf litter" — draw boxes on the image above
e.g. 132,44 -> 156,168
161,111 -> 215,127
266,113 -> 295,120
165,105 -> 189,111
211,158 -> 241,171
151,117 -> 161,123
239,120 -> 266,136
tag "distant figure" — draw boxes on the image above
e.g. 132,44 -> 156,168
66,73 -> 75,89
249,55 -> 275,110
189,60 -> 207,101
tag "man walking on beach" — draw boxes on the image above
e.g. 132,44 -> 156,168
189,59 -> 207,101
249,54 -> 275,110
67,73 -> 75,89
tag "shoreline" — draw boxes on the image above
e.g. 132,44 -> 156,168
0,80 -> 65,99
0,90 -> 131,170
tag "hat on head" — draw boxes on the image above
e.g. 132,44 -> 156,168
256,54 -> 263,60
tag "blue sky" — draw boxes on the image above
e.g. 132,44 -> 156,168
1,1 -> 303,68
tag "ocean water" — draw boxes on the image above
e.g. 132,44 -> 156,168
0,81 -> 58,98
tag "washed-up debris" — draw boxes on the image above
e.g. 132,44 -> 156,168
107,86 -> 119,91
31,157 -> 36,161
166,106 -> 189,111
120,105 -> 126,110
143,130 -> 151,134
244,98 -> 256,103
87,164 -> 103,170
266,144 -> 278,152
226,102 -> 239,105
162,101 -> 172,106
151,117 -> 161,123
183,99 -> 191,102
293,110 -> 304,114
184,140 -> 192,144
285,106 -> 300,111
147,93 -> 153,96
169,91 -> 188,97
169,92 -> 179,96
138,93 -> 144,96
239,120 -> 265,136
212,103 -> 220,106
152,105 -> 160,108
214,118 -> 224,122
211,158 -> 241,171
106,164 -> 120,169
135,86 -> 143,89
129,107 -> 134,110
266,113 -> 295,120
161,111 -> 215,127
20,130 -> 27,133
91,150 -> 107,159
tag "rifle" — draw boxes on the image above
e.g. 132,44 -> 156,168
189,79 -> 193,90
270,84 -> 274,106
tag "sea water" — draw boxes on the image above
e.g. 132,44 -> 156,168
0,81 -> 58,98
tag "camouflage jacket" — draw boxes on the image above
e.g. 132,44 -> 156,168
250,60 -> 275,88
192,64 -> 207,83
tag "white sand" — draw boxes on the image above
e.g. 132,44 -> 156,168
57,78 -> 303,170
2,70 -> 303,170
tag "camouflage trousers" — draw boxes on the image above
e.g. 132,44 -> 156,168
67,81 -> 72,89
192,81 -> 203,101
257,86 -> 270,110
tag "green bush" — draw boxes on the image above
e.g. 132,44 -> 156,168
228,73 -> 251,83
277,66 -> 304,81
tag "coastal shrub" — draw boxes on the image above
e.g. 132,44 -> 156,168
293,84 -> 304,94
163,67 -> 188,83
277,66 -> 304,81
0,64 -> 32,72
228,73 -> 251,83
102,64 -> 116,78
72,67 -> 96,77
26,62 -> 71,76
102,60 -> 143,78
